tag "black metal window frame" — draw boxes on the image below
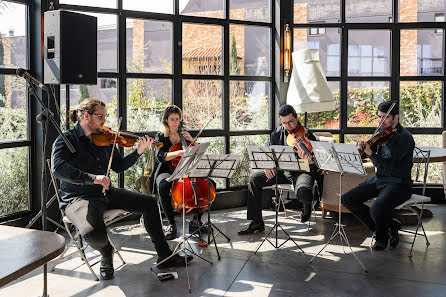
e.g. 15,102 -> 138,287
56,0 -> 275,190
290,0 -> 446,141
0,0 -> 34,222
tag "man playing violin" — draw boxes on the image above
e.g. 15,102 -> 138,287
51,99 -> 192,281
341,101 -> 415,251
238,104 -> 322,235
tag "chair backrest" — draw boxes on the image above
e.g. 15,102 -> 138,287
413,147 -> 431,196
46,159 -> 66,217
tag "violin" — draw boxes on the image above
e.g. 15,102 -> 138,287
168,124 -> 216,213
91,126 -> 163,148
286,124 -> 319,168
358,126 -> 397,155
358,101 -> 398,155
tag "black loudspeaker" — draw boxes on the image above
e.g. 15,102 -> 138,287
44,10 -> 97,84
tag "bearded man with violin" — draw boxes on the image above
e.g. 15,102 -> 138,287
150,105 -> 216,240
238,104 -> 323,235
51,99 -> 192,280
341,101 -> 415,251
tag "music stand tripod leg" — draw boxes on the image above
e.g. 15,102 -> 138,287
151,181 -> 213,271
309,172 -> 367,272
254,169 -> 305,254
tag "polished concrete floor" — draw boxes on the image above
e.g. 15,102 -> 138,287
2,205 -> 446,297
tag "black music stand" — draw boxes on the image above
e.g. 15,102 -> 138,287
187,153 -> 242,259
151,142 -> 212,293
308,141 -> 368,272
247,145 -> 308,253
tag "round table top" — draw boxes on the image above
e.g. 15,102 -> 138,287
415,146 -> 446,162
0,226 -> 65,288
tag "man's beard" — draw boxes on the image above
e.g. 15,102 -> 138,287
92,125 -> 104,133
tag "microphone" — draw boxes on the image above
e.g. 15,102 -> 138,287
16,68 -> 47,90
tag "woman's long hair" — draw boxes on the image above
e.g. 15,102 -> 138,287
160,105 -> 183,137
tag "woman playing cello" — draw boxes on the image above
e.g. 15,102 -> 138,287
150,105 -> 215,240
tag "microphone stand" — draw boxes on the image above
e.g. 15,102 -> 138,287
24,79 -> 75,297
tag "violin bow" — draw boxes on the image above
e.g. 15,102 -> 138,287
102,117 -> 122,195
189,117 -> 214,146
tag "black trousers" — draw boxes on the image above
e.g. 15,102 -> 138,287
247,169 -> 316,222
64,187 -> 172,259
341,181 -> 411,242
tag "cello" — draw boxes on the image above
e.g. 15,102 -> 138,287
169,121 -> 216,213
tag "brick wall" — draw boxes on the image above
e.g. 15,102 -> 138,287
3,37 -> 12,107
182,9 -> 245,75
400,0 -> 418,76
294,4 -> 308,48
132,19 -> 145,67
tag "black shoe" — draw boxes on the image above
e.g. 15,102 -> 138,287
301,203 -> 312,223
157,254 -> 193,269
189,220 -> 209,234
238,220 -> 265,235
100,254 -> 114,280
164,224 -> 177,240
388,218 -> 401,250
372,239 -> 388,251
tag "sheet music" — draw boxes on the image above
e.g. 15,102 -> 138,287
247,145 -> 309,172
189,154 -> 242,178
166,142 -> 210,182
310,141 -> 365,175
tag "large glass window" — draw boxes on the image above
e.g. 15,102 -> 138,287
182,79 -> 223,129
127,79 -> 172,132
127,19 -> 173,74
346,0 -> 392,23
59,0 -> 116,9
399,0 -> 444,22
0,2 -> 27,69
293,0 -> 340,24
399,81 -> 442,128
348,30 -> 391,77
123,1 -> 173,14
230,0 -> 271,23
230,25 -> 271,76
182,23 -> 223,75
0,1 -> 30,219
181,0 -> 224,19
291,0 -> 446,187
400,29 -> 444,76
347,81 -> 389,127
58,1 -> 273,191
293,28 -> 340,76
230,80 -> 270,130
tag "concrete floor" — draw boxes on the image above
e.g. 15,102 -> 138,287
1,205 -> 446,297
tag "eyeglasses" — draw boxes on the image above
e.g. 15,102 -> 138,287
91,113 -> 106,121
280,118 -> 297,126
